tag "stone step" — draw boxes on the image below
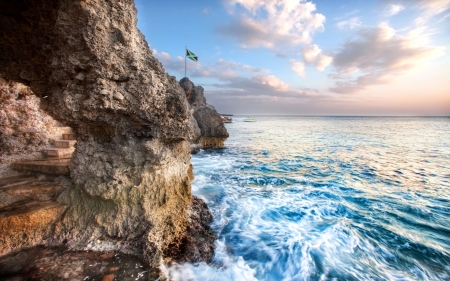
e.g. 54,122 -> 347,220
0,199 -> 66,256
54,140 -> 76,148
44,147 -> 75,158
11,158 -> 70,175
62,133 -> 76,140
49,126 -> 73,137
0,175 -> 37,188
0,175 -> 62,208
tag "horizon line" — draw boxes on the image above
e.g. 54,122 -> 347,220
220,114 -> 450,117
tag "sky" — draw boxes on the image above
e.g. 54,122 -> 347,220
135,0 -> 450,116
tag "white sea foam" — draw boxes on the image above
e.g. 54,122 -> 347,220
170,117 -> 450,281
166,240 -> 258,281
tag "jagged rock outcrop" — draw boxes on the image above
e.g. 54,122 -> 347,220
180,77 -> 229,148
0,0 -> 215,273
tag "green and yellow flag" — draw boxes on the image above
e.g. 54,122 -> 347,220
186,48 -> 198,62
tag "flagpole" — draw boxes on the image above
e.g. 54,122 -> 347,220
185,46 -> 187,78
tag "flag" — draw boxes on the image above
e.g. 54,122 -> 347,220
186,48 -> 198,62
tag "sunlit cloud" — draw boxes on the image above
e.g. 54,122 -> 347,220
291,61 -> 305,77
152,52 -> 315,100
191,58 -> 268,80
329,22 -> 446,94
381,0 -> 450,25
417,0 -> 450,15
301,44 -> 333,72
152,50 -> 200,73
218,0 -> 326,49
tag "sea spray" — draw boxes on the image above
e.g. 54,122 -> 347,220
170,116 -> 450,281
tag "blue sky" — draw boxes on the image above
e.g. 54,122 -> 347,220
135,0 -> 450,115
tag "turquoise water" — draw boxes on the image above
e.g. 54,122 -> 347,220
168,116 -> 450,281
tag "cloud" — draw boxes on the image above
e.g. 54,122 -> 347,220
191,58 -> 267,80
336,17 -> 362,30
384,4 -> 405,17
381,0 -> 450,25
152,50 -> 188,73
334,9 -> 360,20
152,49 -> 323,103
302,44 -> 321,63
416,0 -> 450,14
208,76 -> 310,99
329,22 -> 446,94
316,54 -> 333,72
218,0 -> 326,50
205,73 -> 292,95
439,12 -> 450,22
291,61 -> 305,77
301,44 -> 333,72
414,0 -> 450,25
192,58 -> 321,99
175,55 -> 296,94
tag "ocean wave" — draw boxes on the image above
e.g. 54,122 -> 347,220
174,117 -> 450,280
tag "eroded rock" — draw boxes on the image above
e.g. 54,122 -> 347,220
0,0 -> 215,272
179,77 -> 229,148
0,77 -> 59,176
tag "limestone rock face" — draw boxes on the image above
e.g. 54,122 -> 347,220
0,77 -> 58,176
179,77 -> 229,148
0,0 -> 214,268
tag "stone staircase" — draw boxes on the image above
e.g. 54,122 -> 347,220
11,126 -> 76,175
1,127 -> 73,257
0,175 -> 66,256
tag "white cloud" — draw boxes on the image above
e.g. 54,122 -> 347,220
252,75 -> 290,91
336,17 -> 362,30
193,58 -> 267,80
218,0 -> 326,49
291,61 -> 306,77
384,4 -> 405,17
315,54 -> 333,72
302,44 -> 322,63
382,0 -> 450,25
152,51 -> 323,103
439,12 -> 450,22
301,44 -> 333,72
330,22 -> 446,94
417,0 -> 450,14
152,50 -> 188,73
188,58 -> 297,95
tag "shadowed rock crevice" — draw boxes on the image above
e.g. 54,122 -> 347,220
0,0 -> 216,274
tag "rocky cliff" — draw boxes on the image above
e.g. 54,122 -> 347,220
0,0 -> 215,274
180,77 -> 229,149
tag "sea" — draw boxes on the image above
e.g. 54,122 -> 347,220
167,116 -> 450,281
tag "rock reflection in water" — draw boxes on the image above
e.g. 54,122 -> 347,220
0,246 -> 154,281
